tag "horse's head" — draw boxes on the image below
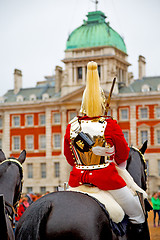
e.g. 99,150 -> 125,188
0,149 -> 26,215
127,141 -> 148,191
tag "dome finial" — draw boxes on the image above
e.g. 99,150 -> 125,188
90,0 -> 99,11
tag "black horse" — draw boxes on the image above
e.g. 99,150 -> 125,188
16,142 -> 150,240
0,149 -> 26,240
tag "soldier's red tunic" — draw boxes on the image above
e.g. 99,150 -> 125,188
64,116 -> 130,190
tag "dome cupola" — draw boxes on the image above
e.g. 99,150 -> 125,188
66,11 -> 126,53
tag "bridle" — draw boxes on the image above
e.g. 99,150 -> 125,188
0,158 -> 23,222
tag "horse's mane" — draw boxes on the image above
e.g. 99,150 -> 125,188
16,196 -> 53,240
130,146 -> 147,172
0,161 -> 11,178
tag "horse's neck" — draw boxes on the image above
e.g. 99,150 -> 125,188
127,151 -> 143,188
0,175 -> 16,205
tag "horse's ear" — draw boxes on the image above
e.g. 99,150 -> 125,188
139,140 -> 148,154
18,150 -> 26,164
0,149 -> 6,163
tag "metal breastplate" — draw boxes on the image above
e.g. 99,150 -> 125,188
70,117 -> 107,166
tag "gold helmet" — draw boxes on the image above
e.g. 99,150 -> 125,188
80,61 -> 106,117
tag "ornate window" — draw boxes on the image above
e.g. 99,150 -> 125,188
138,124 -> 150,146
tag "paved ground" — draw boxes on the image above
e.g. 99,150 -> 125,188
148,210 -> 160,240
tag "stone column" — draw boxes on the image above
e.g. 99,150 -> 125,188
82,66 -> 85,83
3,111 -> 10,157
112,106 -> 117,120
74,66 -> 77,84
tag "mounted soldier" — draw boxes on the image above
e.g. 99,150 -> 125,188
64,61 -> 150,239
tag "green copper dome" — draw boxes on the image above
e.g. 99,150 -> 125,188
66,11 -> 127,53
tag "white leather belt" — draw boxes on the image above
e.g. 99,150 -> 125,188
75,162 -> 110,170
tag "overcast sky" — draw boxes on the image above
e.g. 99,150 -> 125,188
0,0 -> 160,96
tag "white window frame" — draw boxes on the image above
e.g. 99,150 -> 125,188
139,107 -> 148,119
122,130 -> 129,144
41,163 -> 46,178
119,108 -> 129,121
68,111 -> 77,122
53,133 -> 61,149
26,115 -> 34,127
12,136 -> 20,151
39,135 -> 46,150
141,84 -> 150,92
54,162 -> 60,178
138,124 -> 150,146
12,115 -> 20,128
155,106 -> 160,119
27,163 -> 33,178
29,94 -> 36,101
53,112 -> 61,125
39,114 -> 46,126
26,135 -> 34,151
16,95 -> 24,102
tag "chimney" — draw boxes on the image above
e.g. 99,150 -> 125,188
138,55 -> 146,80
55,66 -> 62,93
14,69 -> 22,94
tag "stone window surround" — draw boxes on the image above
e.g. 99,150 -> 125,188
39,114 -> 46,126
119,108 -> 129,121
39,134 -> 46,150
40,163 -> 46,178
154,123 -> 160,145
25,114 -> 34,127
12,115 -> 20,128
12,135 -> 20,151
138,124 -> 150,146
139,106 -> 149,120
122,130 -> 129,144
25,135 -> 34,151
27,163 -> 33,179
155,106 -> 160,119
53,133 -> 61,149
53,112 -> 61,125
